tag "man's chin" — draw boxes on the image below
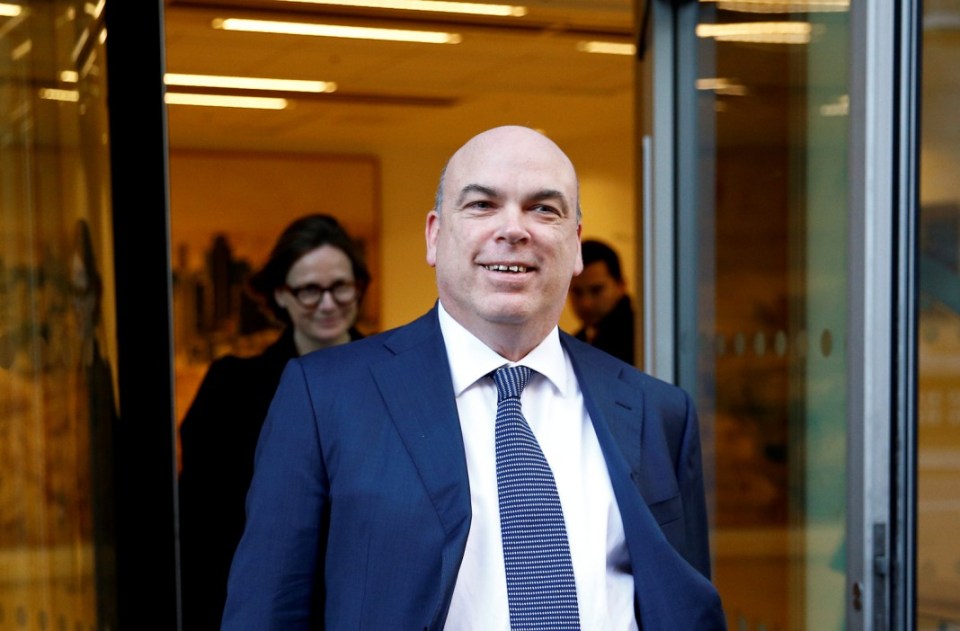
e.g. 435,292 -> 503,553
479,307 -> 560,335
477,299 -> 534,325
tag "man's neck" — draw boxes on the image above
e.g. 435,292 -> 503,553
479,327 -> 549,362
438,301 -> 555,362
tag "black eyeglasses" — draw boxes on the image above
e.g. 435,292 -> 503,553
283,281 -> 358,308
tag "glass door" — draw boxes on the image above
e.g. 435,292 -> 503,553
644,0 -> 866,627
642,0 -> 922,627
684,3 -> 850,628
0,1 -> 119,628
917,0 -> 960,626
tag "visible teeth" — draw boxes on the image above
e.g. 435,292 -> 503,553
485,264 -> 527,273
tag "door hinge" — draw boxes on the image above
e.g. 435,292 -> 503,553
872,522 -> 889,630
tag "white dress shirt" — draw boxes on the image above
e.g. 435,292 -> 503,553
438,303 -> 638,630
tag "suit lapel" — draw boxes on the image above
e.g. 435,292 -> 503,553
565,338 -> 724,629
368,309 -> 471,623
562,336 -> 645,482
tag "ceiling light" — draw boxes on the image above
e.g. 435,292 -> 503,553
697,77 -> 728,90
165,93 -> 289,109
12,39 -> 31,60
39,88 -> 80,102
213,17 -> 462,44
696,77 -> 748,95
702,0 -> 848,13
165,73 -> 337,93
924,10 -> 960,31
576,41 -> 635,56
0,3 -> 22,16
820,94 -> 848,117
84,0 -> 104,18
696,21 -> 813,44
274,0 -> 526,17
60,70 -> 79,82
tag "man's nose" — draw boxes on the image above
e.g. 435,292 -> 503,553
496,206 -> 530,243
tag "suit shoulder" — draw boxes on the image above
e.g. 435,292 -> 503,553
562,331 -> 692,407
294,313 -> 435,376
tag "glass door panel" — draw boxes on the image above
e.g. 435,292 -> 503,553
0,1 -> 118,629
686,2 -> 850,628
917,0 -> 960,627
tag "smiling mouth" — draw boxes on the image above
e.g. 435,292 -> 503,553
483,264 -> 530,273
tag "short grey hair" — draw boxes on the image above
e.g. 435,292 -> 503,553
432,163 -> 448,214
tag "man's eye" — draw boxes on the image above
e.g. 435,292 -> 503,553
532,204 -> 561,216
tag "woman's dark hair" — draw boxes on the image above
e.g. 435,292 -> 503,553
247,214 -> 371,325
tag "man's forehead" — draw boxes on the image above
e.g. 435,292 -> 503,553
440,126 -> 579,210
454,181 -> 570,201
444,151 -> 577,198
450,127 -> 574,173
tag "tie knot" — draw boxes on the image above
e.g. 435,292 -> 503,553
493,365 -> 531,401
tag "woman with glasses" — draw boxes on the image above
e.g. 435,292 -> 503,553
178,214 -> 370,631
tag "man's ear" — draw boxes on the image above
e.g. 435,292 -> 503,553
572,223 -> 584,276
425,210 -> 440,268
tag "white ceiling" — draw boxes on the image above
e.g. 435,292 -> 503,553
161,0 -> 637,154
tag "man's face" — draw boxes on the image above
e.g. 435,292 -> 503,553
568,260 -> 625,328
425,126 -> 583,344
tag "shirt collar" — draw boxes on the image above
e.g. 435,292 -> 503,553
437,301 -> 569,397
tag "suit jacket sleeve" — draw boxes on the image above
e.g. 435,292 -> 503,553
221,359 -> 328,630
675,390 -> 712,579
634,374 -> 712,579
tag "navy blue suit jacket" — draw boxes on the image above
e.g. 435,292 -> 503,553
221,307 -> 726,630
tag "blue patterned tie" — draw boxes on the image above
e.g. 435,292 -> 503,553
493,365 -> 580,630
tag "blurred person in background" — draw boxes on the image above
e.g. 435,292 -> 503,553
568,239 -> 635,365
178,213 -> 371,630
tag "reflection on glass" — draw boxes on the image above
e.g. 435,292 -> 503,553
917,0 -> 960,626
692,1 -> 849,628
0,1 -> 118,629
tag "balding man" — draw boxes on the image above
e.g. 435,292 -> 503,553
221,126 -> 725,630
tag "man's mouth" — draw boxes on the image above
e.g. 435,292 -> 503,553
483,264 -> 530,273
